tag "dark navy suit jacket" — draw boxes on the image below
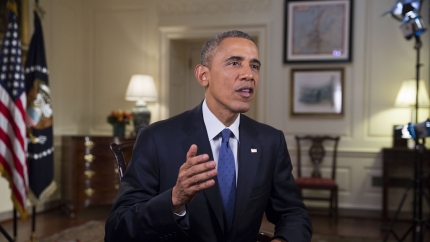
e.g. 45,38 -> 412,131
105,103 -> 312,242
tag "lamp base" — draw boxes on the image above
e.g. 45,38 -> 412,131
132,105 -> 151,135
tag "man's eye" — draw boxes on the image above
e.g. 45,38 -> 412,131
251,64 -> 260,70
230,61 -> 239,65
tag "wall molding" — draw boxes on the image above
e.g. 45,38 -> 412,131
157,0 -> 272,15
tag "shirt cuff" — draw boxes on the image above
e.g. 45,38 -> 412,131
173,205 -> 186,220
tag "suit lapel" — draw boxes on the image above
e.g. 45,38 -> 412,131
231,116 -> 261,237
180,104 -> 225,232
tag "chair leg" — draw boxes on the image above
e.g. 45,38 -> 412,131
329,190 -> 333,217
334,187 -> 338,224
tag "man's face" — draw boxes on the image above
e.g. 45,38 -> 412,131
202,37 -> 260,118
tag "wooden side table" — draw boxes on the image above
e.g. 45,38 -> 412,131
382,147 -> 430,225
61,135 -> 134,216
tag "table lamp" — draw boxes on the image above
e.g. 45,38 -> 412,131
395,79 -> 430,119
125,74 -> 158,135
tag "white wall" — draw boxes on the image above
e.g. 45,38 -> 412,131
0,0 -> 429,218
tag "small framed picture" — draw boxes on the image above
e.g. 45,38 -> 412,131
284,0 -> 353,63
290,68 -> 344,116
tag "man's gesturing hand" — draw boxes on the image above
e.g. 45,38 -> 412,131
172,144 -> 217,212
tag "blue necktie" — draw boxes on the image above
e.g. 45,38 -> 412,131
218,128 -> 236,231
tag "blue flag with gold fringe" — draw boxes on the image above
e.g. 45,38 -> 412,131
24,10 -> 56,205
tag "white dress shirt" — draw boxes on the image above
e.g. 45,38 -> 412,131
202,99 -> 240,184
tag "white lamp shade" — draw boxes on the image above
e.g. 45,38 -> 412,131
125,74 -> 158,101
395,79 -> 430,107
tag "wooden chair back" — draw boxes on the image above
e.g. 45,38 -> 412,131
295,135 -> 340,180
109,141 -> 135,180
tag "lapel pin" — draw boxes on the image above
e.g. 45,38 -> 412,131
251,149 -> 257,153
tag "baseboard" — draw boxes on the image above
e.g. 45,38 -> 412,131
306,206 -> 418,220
307,207 -> 378,218
0,200 -> 61,223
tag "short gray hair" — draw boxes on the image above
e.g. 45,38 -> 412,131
200,30 -> 254,67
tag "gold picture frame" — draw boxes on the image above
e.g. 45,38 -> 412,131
284,0 -> 353,63
290,68 -> 344,116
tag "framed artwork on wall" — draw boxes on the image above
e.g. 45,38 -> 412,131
284,0 -> 353,63
290,68 -> 344,116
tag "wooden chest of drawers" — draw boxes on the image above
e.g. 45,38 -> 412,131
61,135 -> 134,216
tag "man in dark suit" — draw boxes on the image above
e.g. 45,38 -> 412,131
105,30 -> 312,242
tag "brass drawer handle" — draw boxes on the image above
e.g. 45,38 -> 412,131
84,154 -> 95,163
84,140 -> 94,149
84,170 -> 95,179
115,184 -> 119,190
114,168 -> 118,174
85,188 -> 95,197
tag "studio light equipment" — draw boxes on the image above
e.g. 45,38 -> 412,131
397,119 -> 430,139
384,0 -> 427,40
383,1 -> 429,242
406,119 -> 430,140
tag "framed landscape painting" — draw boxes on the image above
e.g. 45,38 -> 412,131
284,0 -> 353,63
290,68 -> 344,116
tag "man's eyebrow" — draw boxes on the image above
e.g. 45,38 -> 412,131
251,58 -> 261,67
225,56 -> 244,62
225,56 -> 261,67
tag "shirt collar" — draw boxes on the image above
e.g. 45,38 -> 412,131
202,99 -> 240,141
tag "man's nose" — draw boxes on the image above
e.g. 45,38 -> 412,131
240,66 -> 254,81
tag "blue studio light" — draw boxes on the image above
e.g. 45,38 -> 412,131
384,0 -> 427,39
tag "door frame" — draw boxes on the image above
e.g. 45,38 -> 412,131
158,26 -> 268,122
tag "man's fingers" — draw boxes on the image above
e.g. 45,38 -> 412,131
184,165 -> 218,190
185,144 -> 209,168
184,160 -> 216,179
189,165 -> 217,184
188,176 -> 217,194
194,178 -> 216,191
173,148 -> 218,207
179,162 -> 217,190
186,144 -> 198,159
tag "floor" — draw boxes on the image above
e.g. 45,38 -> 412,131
0,205 -> 429,242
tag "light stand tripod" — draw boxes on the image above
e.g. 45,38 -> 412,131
383,35 -> 429,242
0,227 -> 14,242
0,209 -> 17,242
383,137 -> 429,242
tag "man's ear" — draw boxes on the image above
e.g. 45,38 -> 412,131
194,64 -> 209,87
